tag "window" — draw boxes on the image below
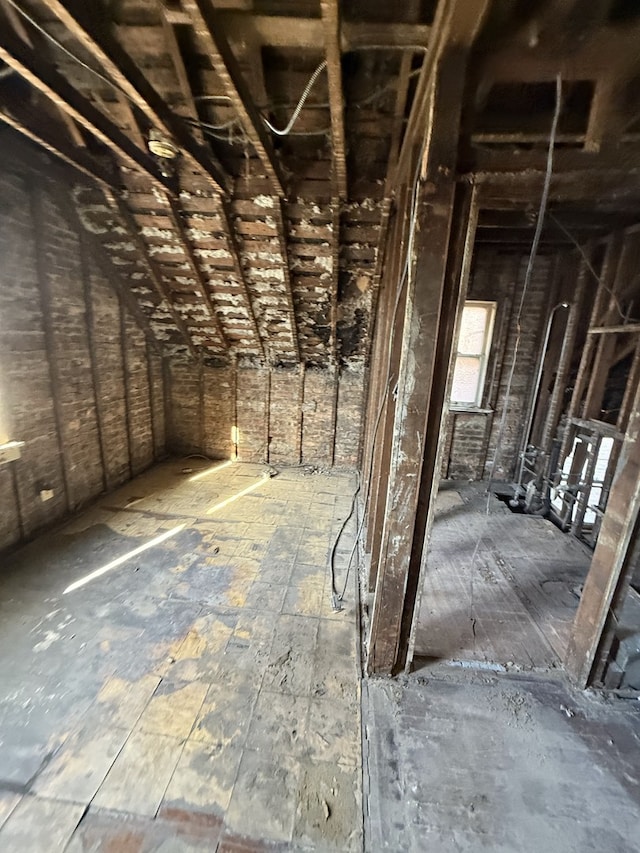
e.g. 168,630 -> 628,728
450,301 -> 496,408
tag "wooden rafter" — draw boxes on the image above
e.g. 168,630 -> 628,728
320,0 -> 347,201
0,92 -> 117,189
273,199 -> 300,361
220,200 -> 266,360
365,198 -> 393,366
41,0 -> 229,194
330,200 -> 340,364
165,195 -> 229,351
180,0 -> 286,195
0,28 -> 171,191
107,192 -> 200,359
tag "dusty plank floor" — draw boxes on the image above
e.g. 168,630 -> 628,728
414,483 -> 592,671
364,669 -> 640,853
0,460 -> 362,852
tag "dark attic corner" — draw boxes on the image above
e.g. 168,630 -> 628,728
0,1 -> 640,850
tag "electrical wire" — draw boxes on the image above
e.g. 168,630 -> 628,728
262,60 -> 327,136
487,73 -> 563,506
4,0 -> 132,96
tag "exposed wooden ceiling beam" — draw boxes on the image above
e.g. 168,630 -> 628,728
107,192 -> 201,360
163,10 -> 430,51
470,145 -> 640,174
41,0 -> 230,195
180,0 -> 286,195
0,90 -> 117,189
0,27 -> 170,191
321,0 -> 347,201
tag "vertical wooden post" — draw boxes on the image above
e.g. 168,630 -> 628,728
565,376 -> 640,687
366,36 -> 483,673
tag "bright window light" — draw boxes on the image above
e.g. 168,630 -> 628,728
189,460 -> 233,482
63,523 -> 186,594
450,301 -> 496,408
206,474 -> 268,515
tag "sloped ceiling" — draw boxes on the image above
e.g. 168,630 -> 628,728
0,0 -> 431,366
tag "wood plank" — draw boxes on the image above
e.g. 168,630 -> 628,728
0,796 -> 85,852
92,730 -> 184,816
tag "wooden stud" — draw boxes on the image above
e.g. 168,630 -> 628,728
405,183 -> 478,667
367,0 -> 491,675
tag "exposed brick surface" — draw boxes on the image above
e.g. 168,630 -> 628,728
0,165 -> 165,553
236,368 -> 268,463
167,363 -> 364,468
203,365 -> 235,460
268,368 -> 303,464
335,367 -> 366,468
301,368 -> 336,467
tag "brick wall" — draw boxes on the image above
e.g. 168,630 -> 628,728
167,362 -> 365,468
442,248 -> 555,482
0,163 -> 166,553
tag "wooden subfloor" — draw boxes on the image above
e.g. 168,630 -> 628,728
413,483 -> 592,671
0,460 -> 362,852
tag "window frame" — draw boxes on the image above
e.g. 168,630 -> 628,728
449,300 -> 496,411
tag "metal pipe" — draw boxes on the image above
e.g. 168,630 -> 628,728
512,300 -> 569,502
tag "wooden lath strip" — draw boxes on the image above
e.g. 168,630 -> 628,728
330,200 -> 340,364
0,99 -> 117,189
165,195 -> 229,351
274,199 -> 300,361
181,0 -> 286,194
320,0 -> 347,200
107,192 -> 200,359
219,200 -> 266,359
42,0 -> 229,194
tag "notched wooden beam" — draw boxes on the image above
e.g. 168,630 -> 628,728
321,0 -> 348,201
